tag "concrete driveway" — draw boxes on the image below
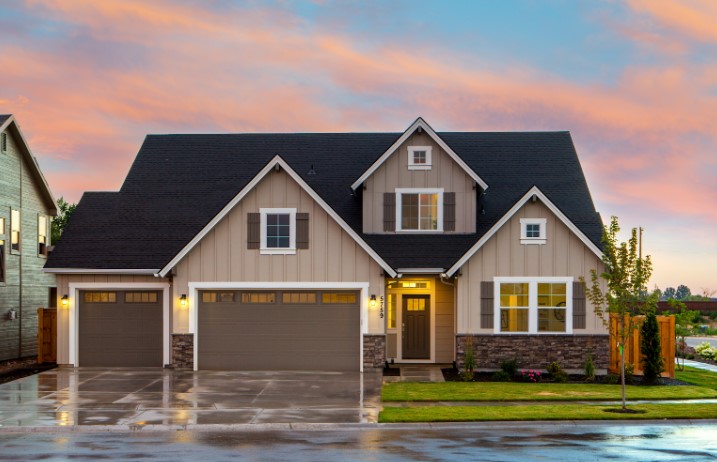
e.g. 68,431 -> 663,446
0,368 -> 382,429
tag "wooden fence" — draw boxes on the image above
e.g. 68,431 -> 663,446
609,314 -> 675,378
37,308 -> 56,364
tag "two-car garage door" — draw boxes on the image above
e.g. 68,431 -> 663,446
198,290 -> 360,371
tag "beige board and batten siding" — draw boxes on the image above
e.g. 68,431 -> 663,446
456,200 -> 606,334
362,131 -> 477,234
172,168 -> 385,333
54,274 -> 166,365
0,127 -> 56,360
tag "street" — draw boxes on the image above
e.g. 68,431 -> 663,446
1,423 -> 716,461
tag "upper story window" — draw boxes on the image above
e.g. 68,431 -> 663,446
260,208 -> 296,254
0,217 -> 5,284
395,188 -> 443,232
1,132 -> 7,153
520,218 -> 547,245
10,209 -> 20,253
38,215 -> 48,257
408,146 -> 432,170
494,277 -> 572,334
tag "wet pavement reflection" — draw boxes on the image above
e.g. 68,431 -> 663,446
0,368 -> 383,427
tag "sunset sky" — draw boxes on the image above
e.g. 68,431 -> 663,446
1,1 -> 715,293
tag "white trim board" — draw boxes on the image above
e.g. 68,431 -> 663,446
66,282 -> 171,367
350,117 -> 489,191
44,268 -> 160,275
445,186 -> 603,277
158,155 -> 397,278
187,281 -> 371,372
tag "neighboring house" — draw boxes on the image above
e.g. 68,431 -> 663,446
45,117 -> 608,371
0,115 -> 57,361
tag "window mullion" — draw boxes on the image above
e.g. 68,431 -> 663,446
529,282 -> 538,333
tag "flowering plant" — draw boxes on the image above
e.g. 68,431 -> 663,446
521,369 -> 542,383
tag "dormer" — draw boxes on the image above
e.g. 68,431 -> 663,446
352,118 -> 488,234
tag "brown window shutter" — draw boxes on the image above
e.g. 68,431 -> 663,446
443,192 -> 456,231
480,281 -> 494,329
573,281 -> 586,329
247,213 -> 260,249
296,213 -> 309,249
383,192 -> 396,232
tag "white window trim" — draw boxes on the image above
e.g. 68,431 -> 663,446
395,188 -> 444,233
407,146 -> 432,170
260,207 -> 296,255
493,276 -> 573,335
520,218 -> 547,245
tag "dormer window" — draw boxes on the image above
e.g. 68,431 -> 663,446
520,218 -> 547,244
396,188 -> 443,232
408,146 -> 432,170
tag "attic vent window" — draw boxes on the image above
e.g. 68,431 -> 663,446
520,218 -> 547,245
408,146 -> 432,170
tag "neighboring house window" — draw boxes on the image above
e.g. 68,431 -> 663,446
520,218 -> 547,244
408,146 -> 432,170
395,188 -> 443,232
0,217 -> 5,283
494,277 -> 572,334
38,215 -> 48,257
260,208 -> 296,254
10,209 -> 20,253
1,132 -> 6,153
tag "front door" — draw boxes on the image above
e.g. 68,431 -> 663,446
402,295 -> 430,359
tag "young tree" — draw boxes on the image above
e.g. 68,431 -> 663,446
641,311 -> 664,385
51,197 -> 77,244
667,298 -> 699,371
584,216 -> 657,410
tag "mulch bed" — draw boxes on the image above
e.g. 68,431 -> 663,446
441,368 -> 690,386
0,357 -> 57,385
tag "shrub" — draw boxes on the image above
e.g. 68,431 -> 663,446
500,358 -> 519,377
695,342 -> 716,361
520,369 -> 542,383
547,361 -> 568,383
622,362 -> 635,384
606,374 -> 619,384
492,371 -> 512,382
463,344 -> 476,381
641,311 -> 664,385
584,355 -> 596,383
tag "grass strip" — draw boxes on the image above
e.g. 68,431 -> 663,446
379,403 -> 717,423
382,382 -> 717,402
675,366 -> 717,390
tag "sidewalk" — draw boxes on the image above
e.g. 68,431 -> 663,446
680,359 -> 717,373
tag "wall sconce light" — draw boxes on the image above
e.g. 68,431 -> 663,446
180,294 -> 188,308
7,309 -> 17,321
61,295 -> 69,308
370,294 -> 377,308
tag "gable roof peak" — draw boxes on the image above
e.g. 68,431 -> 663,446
350,117 -> 489,191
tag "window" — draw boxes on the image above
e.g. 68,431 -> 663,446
260,208 -> 296,254
84,291 -> 117,303
201,291 -> 235,303
282,292 -> 317,304
387,293 -> 396,329
1,133 -> 6,153
395,188 -> 443,232
38,215 -> 48,257
520,218 -> 547,244
125,292 -> 159,303
241,292 -> 276,304
10,209 -> 20,253
408,146 -> 432,170
322,292 -> 357,304
494,277 -> 572,334
0,217 -> 4,283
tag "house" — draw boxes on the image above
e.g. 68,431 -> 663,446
45,117 -> 608,371
0,115 -> 57,361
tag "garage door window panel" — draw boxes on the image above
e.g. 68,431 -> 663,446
322,292 -> 357,304
282,292 -> 317,304
241,292 -> 276,304
84,291 -> 117,303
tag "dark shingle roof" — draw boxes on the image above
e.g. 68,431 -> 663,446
46,131 -> 603,271
0,114 -> 11,126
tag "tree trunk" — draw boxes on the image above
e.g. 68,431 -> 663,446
620,344 -> 626,410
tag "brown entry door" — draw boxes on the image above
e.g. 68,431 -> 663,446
402,295 -> 430,359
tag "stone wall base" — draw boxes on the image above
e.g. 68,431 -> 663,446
363,334 -> 386,369
456,334 -> 609,371
171,333 -> 194,370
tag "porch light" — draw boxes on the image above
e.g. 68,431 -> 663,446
61,295 -> 69,308
180,294 -> 188,308
370,294 -> 377,308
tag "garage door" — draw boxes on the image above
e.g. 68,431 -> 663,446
78,290 -> 163,367
198,290 -> 360,371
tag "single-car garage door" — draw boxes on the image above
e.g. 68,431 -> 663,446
198,290 -> 360,371
78,290 -> 163,367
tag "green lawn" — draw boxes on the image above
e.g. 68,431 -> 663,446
676,366 -> 717,390
379,403 -> 717,423
382,382 -> 717,402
